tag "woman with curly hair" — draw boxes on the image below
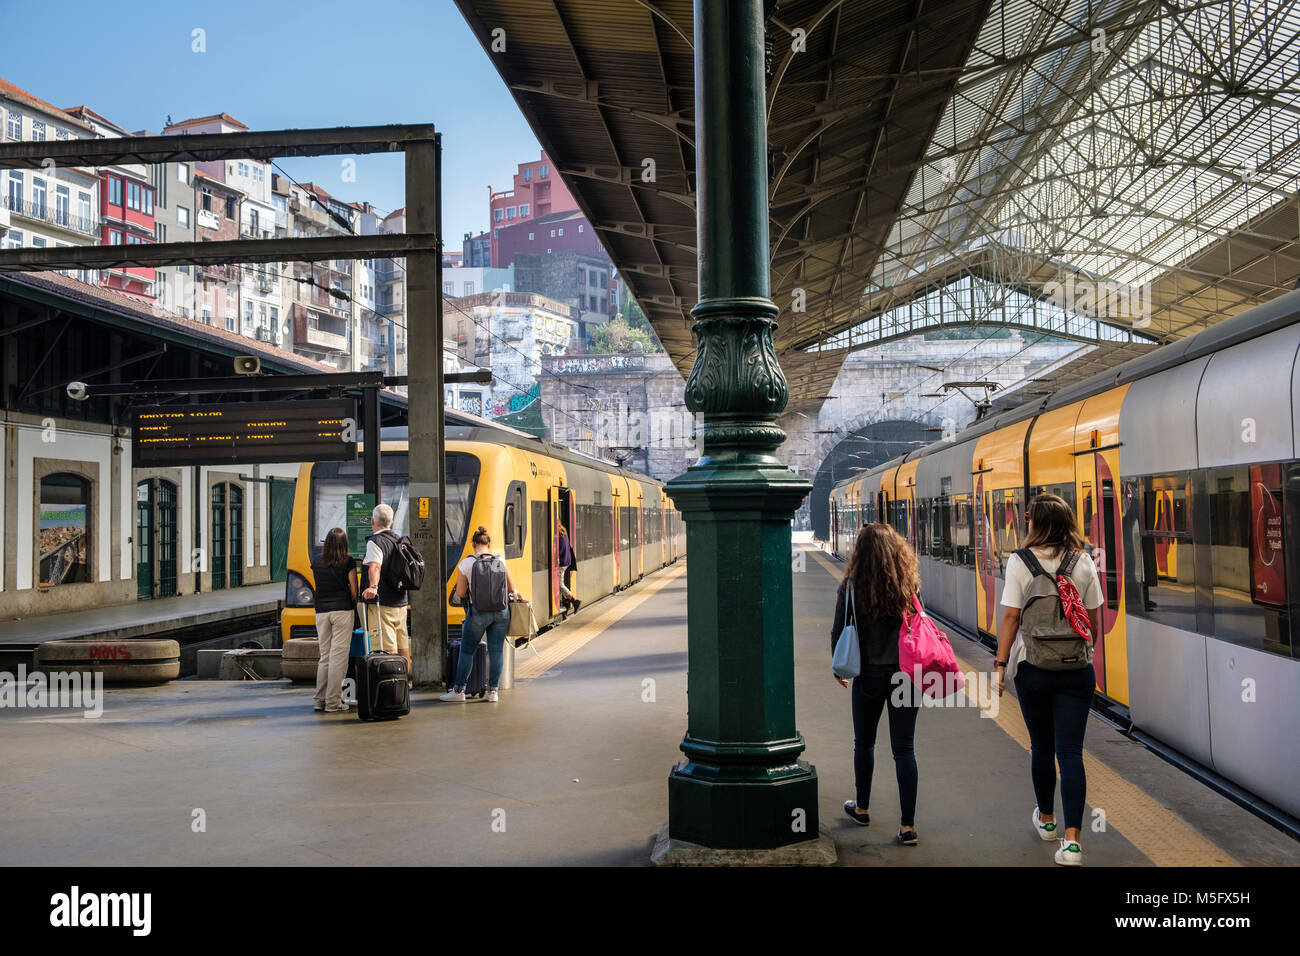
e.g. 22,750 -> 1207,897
831,522 -> 923,845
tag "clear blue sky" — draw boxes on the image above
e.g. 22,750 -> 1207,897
2,0 -> 542,246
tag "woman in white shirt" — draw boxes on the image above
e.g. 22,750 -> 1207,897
439,526 -> 518,703
993,493 -> 1103,866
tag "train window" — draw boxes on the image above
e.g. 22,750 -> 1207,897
939,496 -> 953,564
990,488 -> 1025,578
1206,465 -> 1291,657
952,495 -> 974,567
531,502 -> 548,572
502,480 -> 526,559
1127,474 -> 1195,632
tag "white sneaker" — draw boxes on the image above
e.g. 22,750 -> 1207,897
487,689 -> 499,702
1032,807 -> 1058,841
1055,839 -> 1083,866
439,690 -> 466,702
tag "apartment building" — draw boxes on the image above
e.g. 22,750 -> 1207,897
0,79 -> 100,283
166,113 -> 281,345
63,106 -> 157,301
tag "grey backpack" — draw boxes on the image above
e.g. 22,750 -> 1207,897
469,553 -> 509,612
1015,549 -> 1093,670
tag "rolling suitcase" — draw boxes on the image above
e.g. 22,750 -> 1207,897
343,627 -> 367,702
356,601 -> 410,721
448,636 -> 489,699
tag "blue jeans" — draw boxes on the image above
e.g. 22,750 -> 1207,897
1014,662 -> 1094,831
851,665 -> 920,826
455,605 -> 509,690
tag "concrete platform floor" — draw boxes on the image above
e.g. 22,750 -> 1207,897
1,551 -> 1296,866
1,582 -> 282,645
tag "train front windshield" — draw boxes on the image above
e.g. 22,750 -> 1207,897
309,452 -> 480,573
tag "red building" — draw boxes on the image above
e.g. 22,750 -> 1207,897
489,151 -> 579,267
64,106 -> 156,300
494,209 -> 604,268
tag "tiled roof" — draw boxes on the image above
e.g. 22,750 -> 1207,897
4,270 -> 342,376
165,112 -> 250,131
0,77 -> 96,132
60,105 -> 130,136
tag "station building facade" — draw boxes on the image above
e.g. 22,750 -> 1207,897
0,271 -> 411,621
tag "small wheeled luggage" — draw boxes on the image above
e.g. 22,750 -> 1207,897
448,636 -> 489,698
356,601 -> 410,721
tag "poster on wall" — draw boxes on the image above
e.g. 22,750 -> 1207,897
39,503 -> 89,586
1250,463 -> 1286,607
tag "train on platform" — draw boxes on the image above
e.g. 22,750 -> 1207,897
829,286 -> 1300,823
280,420 -> 686,645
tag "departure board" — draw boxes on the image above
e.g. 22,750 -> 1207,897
132,399 -> 357,467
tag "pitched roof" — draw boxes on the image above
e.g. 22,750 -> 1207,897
4,270 -> 346,376
0,77 -> 95,132
165,112 -> 250,131
61,105 -> 130,136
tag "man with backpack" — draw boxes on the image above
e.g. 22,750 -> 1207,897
361,503 -> 423,675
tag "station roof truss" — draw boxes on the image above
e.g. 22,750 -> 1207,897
457,0 -> 1300,415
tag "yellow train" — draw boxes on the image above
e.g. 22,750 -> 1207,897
281,420 -> 686,643
829,287 -> 1300,823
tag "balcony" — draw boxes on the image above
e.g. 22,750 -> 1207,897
3,195 -> 98,237
241,226 -> 274,240
303,325 -> 349,352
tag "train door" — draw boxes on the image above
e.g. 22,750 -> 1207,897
612,487 -> 622,590
1079,451 -> 1123,696
637,492 -> 645,578
548,486 -> 563,617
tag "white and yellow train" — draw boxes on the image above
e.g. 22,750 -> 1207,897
280,421 -> 686,643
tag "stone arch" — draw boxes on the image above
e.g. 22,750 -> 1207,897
807,418 -> 938,541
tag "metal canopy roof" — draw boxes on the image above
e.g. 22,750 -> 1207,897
456,0 -> 1300,416
455,0 -> 991,414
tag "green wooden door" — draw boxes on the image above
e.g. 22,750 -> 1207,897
157,480 -> 178,597
136,481 -> 152,600
269,479 -> 295,583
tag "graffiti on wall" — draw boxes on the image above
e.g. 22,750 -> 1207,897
488,383 -> 540,418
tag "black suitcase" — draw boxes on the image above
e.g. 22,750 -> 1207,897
356,602 -> 410,721
448,637 -> 489,698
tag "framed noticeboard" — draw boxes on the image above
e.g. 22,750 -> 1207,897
346,493 -> 375,560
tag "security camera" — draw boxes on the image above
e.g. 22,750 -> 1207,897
67,381 -> 89,401
233,356 -> 262,375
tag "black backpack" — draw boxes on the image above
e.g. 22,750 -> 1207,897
379,531 -> 425,593
469,553 -> 509,612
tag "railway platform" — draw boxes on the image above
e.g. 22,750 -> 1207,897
1,549 -> 1295,868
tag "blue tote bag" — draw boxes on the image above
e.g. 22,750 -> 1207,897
831,583 -> 861,679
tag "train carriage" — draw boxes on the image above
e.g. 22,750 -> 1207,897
281,423 -> 685,647
829,286 -> 1300,823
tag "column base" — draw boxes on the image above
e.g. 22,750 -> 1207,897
650,822 -> 837,866
665,758 -> 821,849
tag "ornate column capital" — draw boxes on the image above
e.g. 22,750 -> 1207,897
684,297 -> 789,454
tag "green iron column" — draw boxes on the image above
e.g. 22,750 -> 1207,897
663,0 -> 818,849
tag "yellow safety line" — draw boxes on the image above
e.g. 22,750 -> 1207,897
802,544 -> 1238,866
514,562 -> 688,680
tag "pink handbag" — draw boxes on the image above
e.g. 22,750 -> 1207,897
898,595 -> 965,699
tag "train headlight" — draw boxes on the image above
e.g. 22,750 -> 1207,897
286,570 -> 314,608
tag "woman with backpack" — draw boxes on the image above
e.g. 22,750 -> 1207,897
440,526 -> 518,704
993,493 -> 1104,866
832,522 -> 923,846
311,527 -> 358,713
